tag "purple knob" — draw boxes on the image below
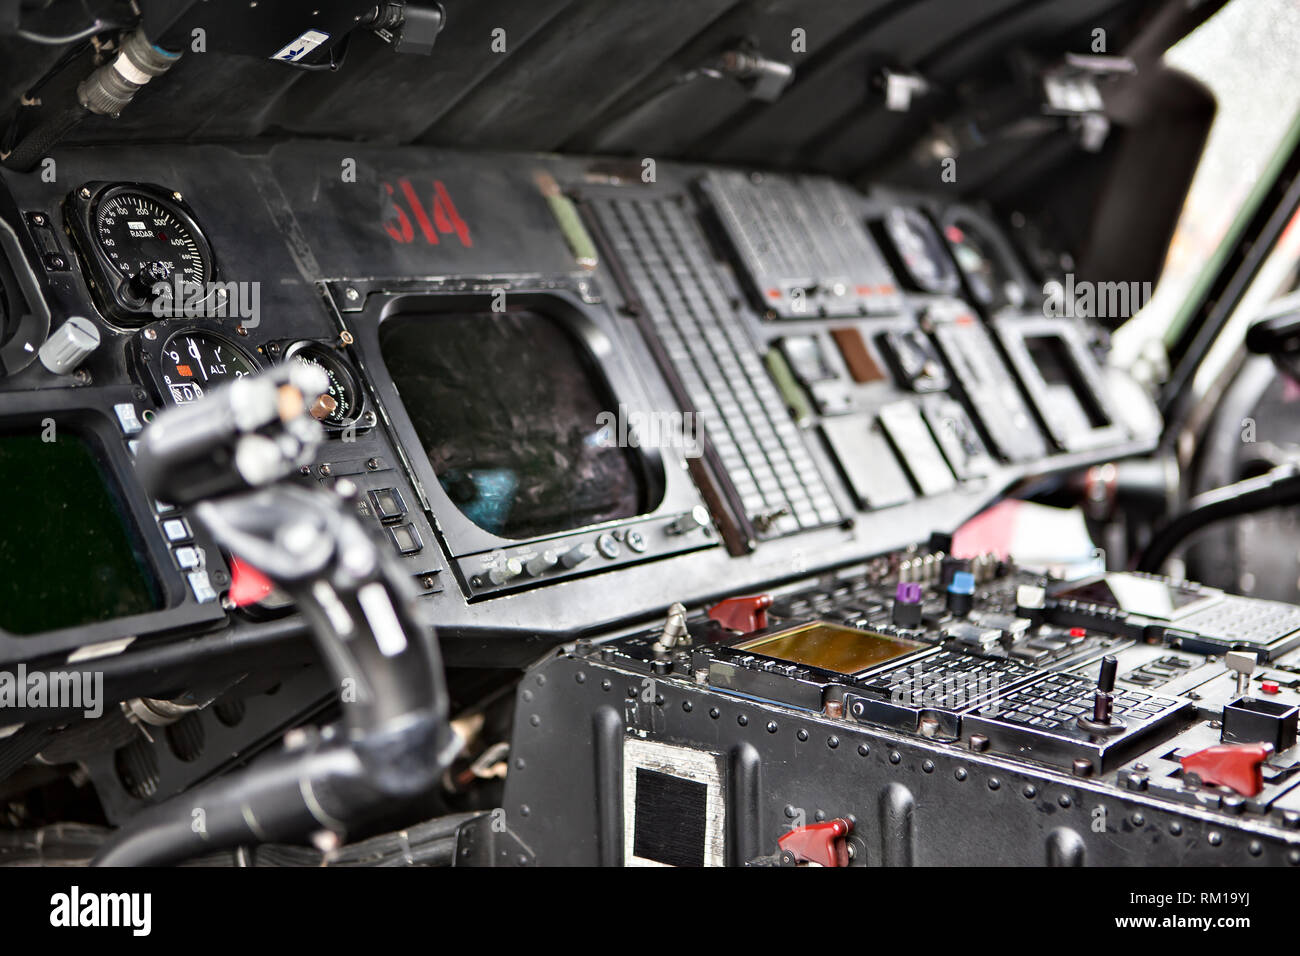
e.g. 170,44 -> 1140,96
892,580 -> 925,628
896,581 -> 923,604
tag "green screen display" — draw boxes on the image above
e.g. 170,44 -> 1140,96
0,432 -> 160,635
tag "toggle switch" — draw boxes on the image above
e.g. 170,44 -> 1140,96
1077,654 -> 1126,735
777,818 -> 853,867
1225,651 -> 1258,698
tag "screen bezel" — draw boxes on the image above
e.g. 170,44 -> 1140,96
1050,572 -> 1219,622
993,315 -> 1126,453
344,286 -> 712,563
939,204 -> 1036,315
0,388 -> 227,666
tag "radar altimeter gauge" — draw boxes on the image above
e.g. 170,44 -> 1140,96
67,182 -> 216,325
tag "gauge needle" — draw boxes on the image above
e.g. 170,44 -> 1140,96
187,338 -> 208,381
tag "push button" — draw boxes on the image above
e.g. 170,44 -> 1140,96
369,488 -> 407,523
388,523 -> 422,555
187,571 -> 217,604
162,518 -> 192,543
113,403 -> 143,435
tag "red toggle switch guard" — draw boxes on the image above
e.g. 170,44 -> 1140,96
707,594 -> 773,634
1181,742 -> 1274,797
777,817 -> 853,867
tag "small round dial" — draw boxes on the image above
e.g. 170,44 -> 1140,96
285,342 -> 363,428
159,331 -> 257,405
881,207 -> 960,295
93,187 -> 211,289
943,216 -> 1026,310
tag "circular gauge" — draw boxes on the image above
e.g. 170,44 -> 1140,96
92,185 -> 212,291
880,207 -> 960,295
158,331 -> 257,405
284,342 -> 364,428
942,214 -> 1026,310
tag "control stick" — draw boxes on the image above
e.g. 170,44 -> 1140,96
1077,654 -> 1126,735
93,363 -> 456,866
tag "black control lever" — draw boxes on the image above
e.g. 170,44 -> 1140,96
1077,654 -> 1126,735
93,363 -> 456,866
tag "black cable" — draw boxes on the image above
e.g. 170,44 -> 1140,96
1,37 -> 92,156
1,104 -> 89,170
92,714 -> 449,866
3,813 -> 481,866
16,18 -> 123,44
1135,464 -> 1300,573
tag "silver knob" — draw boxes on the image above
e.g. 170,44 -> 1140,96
668,505 -> 710,536
559,542 -> 595,569
485,557 -> 523,586
523,550 -> 558,577
38,316 -> 100,374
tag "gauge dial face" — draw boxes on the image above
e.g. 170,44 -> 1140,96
286,343 -> 362,428
882,207 -> 959,294
159,331 -> 257,405
944,219 -> 1024,309
94,188 -> 211,288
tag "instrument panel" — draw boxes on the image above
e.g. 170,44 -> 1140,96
66,182 -> 217,324
0,143 -> 1158,672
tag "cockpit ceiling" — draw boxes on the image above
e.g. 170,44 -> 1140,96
0,0 -> 1168,180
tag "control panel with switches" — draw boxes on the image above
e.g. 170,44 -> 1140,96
499,557 -> 1300,865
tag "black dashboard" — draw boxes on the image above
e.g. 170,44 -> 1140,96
0,143 -> 1158,673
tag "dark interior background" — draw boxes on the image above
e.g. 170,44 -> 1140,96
0,0 -> 1224,310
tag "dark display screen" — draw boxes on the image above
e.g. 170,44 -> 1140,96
1025,334 -> 1075,387
380,309 -> 652,540
0,432 -> 160,635
1054,573 -> 1209,620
